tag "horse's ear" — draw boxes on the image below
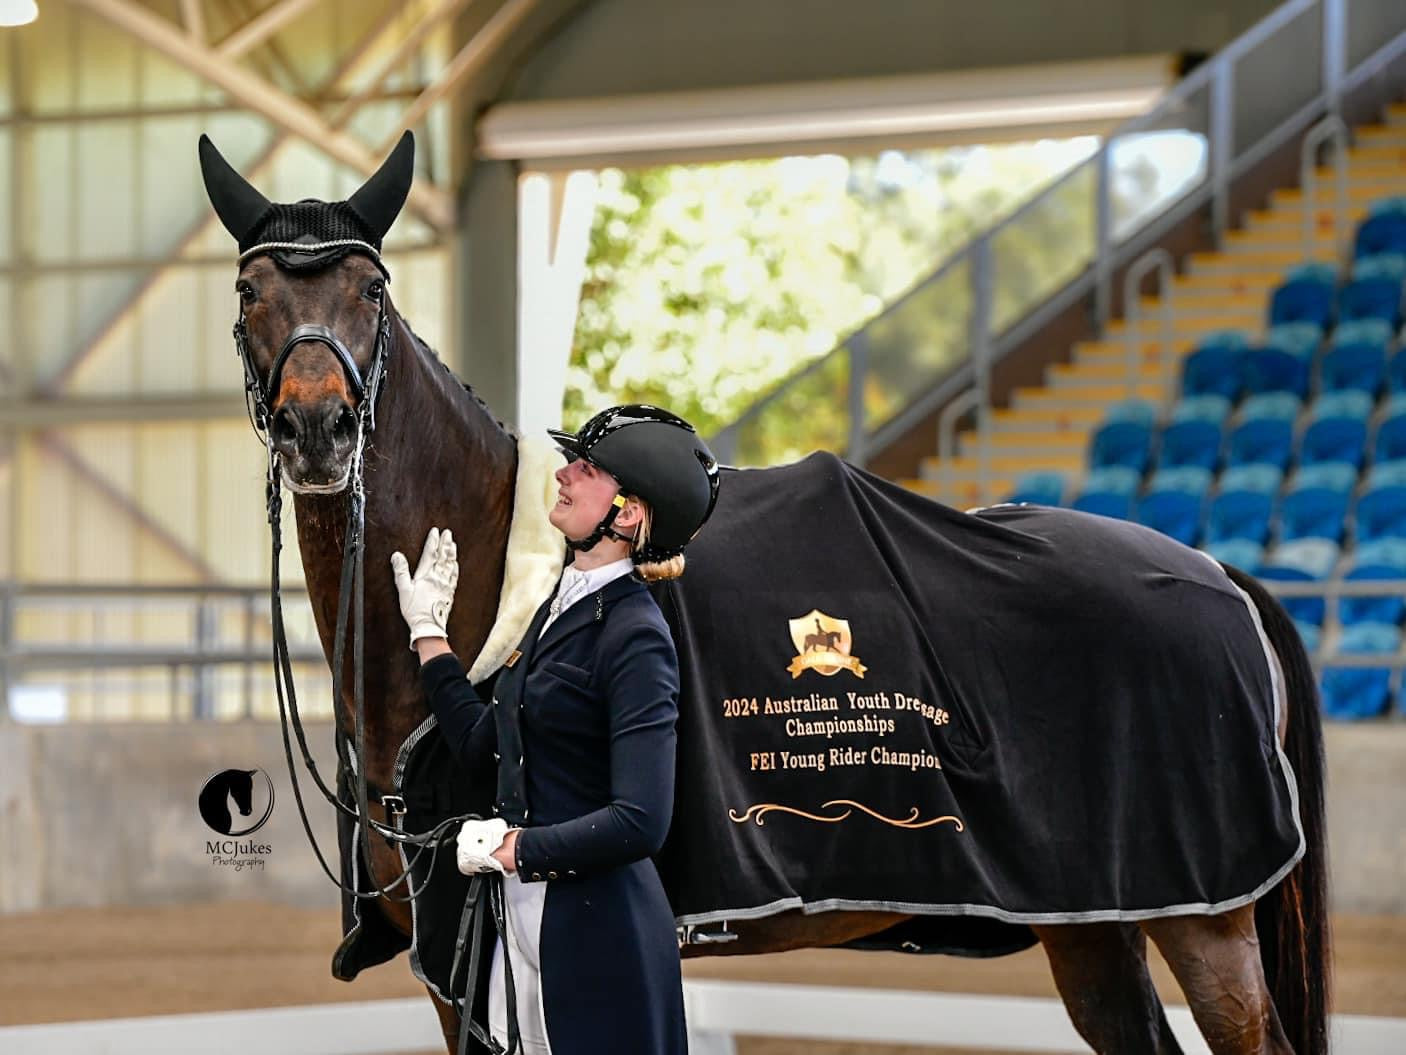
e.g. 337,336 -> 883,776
198,134 -> 271,246
347,130 -> 415,245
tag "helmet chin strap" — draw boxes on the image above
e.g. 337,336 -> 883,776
564,493 -> 638,554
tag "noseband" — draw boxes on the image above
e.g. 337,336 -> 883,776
234,307 -> 392,434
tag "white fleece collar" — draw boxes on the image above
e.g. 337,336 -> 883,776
465,434 -> 567,683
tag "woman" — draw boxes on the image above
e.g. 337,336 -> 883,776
390,404 -> 719,1055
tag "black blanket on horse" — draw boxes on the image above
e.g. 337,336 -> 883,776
651,452 -> 1303,954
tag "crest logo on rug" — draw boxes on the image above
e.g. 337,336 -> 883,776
786,609 -> 867,678
199,768 -> 275,871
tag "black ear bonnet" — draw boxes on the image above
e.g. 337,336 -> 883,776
198,130 -> 415,276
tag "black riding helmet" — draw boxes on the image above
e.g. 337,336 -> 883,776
547,404 -> 720,563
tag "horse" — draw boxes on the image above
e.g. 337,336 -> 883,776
201,136 -> 1329,1055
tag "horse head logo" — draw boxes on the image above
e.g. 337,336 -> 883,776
198,768 -> 276,836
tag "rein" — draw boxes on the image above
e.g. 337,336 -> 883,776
235,285 -> 523,1053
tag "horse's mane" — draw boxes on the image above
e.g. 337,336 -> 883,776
396,308 -> 514,437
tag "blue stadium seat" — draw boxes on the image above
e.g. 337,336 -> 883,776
1369,197 -> 1406,218
1135,466 -> 1213,546
1299,390 -> 1372,468
1388,348 -> 1406,395
1293,620 -> 1322,654
1226,393 -> 1301,470
1242,323 -> 1322,398
1071,466 -> 1141,521
1321,622 -> 1400,719
1279,462 -> 1355,543
1338,276 -> 1403,328
1321,318 -> 1393,395
1158,395 -> 1230,470
1355,459 -> 1406,542
1355,212 -> 1406,258
1269,271 -> 1335,329
1205,464 -> 1283,546
1372,393 -> 1406,463
1181,331 -> 1249,400
1089,400 -> 1157,472
1201,538 -> 1264,573
1340,538 -> 1406,627
1257,538 -> 1340,626
1353,253 -> 1406,282
1004,471 -> 1066,506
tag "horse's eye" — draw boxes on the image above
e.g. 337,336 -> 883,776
237,283 -> 257,305
365,280 -> 384,302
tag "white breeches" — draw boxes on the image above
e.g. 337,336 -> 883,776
489,873 -> 553,1054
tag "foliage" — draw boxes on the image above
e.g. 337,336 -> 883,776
564,135 -> 1194,463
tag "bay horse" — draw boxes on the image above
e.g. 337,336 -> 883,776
201,135 -> 1328,1055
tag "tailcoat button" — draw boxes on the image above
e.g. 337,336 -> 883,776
567,869 -> 577,877
547,871 -> 558,880
532,872 -> 542,881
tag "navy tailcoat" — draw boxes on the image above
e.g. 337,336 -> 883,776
421,572 -> 687,1055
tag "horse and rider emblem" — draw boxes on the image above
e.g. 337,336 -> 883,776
786,609 -> 866,678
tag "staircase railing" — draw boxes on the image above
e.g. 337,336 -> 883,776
1300,114 -> 1352,259
709,0 -> 1406,497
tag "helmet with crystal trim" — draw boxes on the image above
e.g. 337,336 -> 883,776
547,404 -> 719,562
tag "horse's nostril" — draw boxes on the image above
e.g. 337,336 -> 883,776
271,407 -> 300,450
332,406 -> 358,445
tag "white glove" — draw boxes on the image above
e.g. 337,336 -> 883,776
390,527 -> 459,649
456,818 -> 510,875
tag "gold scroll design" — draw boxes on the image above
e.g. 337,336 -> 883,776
787,609 -> 866,678
729,799 -> 964,831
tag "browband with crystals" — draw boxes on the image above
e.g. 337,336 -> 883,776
238,239 -> 384,266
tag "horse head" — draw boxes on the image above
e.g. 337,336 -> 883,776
228,769 -> 257,818
198,132 -> 415,494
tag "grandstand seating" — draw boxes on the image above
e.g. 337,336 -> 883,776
1321,318 -> 1392,395
912,127 -> 1406,719
1004,470 -> 1065,506
1227,393 -> 1300,469
1159,395 -> 1230,469
1135,466 -> 1213,545
1321,622 -> 1399,719
1300,390 -> 1372,467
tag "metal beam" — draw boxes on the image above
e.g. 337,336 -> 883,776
68,0 -> 455,229
384,0 -> 540,155
216,0 -> 320,60
327,0 -> 480,128
39,3 -> 410,396
179,0 -> 206,42
0,396 -> 249,428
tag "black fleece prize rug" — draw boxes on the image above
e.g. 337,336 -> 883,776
651,452 -> 1304,955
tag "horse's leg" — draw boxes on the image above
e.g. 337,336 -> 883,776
1140,904 -> 1292,1055
1031,921 -> 1183,1054
425,986 -> 460,1055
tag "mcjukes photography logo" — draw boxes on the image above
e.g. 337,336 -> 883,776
199,768 -> 275,872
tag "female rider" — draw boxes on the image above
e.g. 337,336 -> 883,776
390,405 -> 719,1054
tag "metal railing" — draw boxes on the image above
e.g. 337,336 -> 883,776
1301,113 -> 1352,259
709,0 -> 1406,502
0,582 -> 328,722
2,575 -> 1404,720
1122,248 -> 1176,403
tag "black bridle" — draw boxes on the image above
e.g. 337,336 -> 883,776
234,277 -> 520,1054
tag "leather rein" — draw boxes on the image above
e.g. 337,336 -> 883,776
234,284 -> 521,1053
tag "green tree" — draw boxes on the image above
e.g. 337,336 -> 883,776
566,136 -> 1195,463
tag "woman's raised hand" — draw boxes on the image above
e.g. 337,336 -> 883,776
390,527 -> 459,649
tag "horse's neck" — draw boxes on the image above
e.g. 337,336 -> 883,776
291,310 -> 516,768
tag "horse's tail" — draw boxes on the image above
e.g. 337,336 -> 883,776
1221,562 -> 1330,1055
